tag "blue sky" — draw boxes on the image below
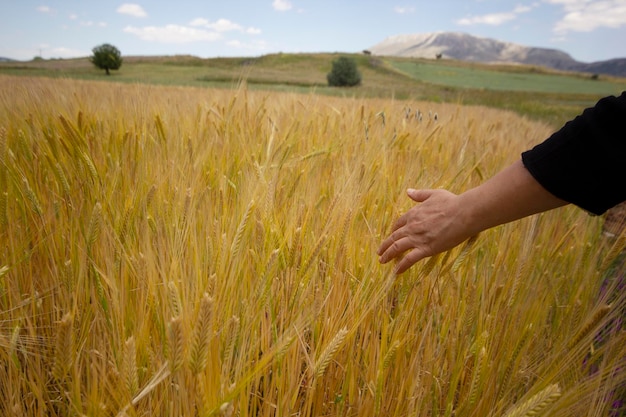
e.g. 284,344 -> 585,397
1,0 -> 626,63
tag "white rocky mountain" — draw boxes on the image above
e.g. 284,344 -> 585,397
368,32 -> 626,77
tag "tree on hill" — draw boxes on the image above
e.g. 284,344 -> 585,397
90,43 -> 122,75
327,57 -> 361,87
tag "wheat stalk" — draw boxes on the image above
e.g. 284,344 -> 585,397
468,346 -> 486,406
0,191 -> 7,229
53,162 -> 71,198
300,232 -> 327,277
498,324 -> 532,400
22,177 -> 43,218
230,199 -> 254,261
145,184 -> 157,212
87,202 -> 103,251
79,148 -> 99,183
314,327 -> 348,379
168,281 -> 182,318
219,402 -> 234,417
288,226 -> 302,268
58,115 -> 86,147
168,316 -> 185,373
451,234 -> 479,273
568,304 -> 611,349
122,336 -> 139,397
222,315 -> 240,376
503,383 -> 561,417
154,114 -> 166,142
189,293 -> 214,374
52,313 -> 74,382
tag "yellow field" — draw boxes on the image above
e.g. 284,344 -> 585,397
1,74 -> 625,416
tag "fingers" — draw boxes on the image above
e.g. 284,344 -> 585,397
406,188 -> 433,203
377,235 -> 415,262
394,248 -> 429,274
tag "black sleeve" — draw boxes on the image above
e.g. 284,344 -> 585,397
521,91 -> 626,215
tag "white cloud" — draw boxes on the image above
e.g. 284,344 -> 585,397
457,3 -> 537,26
190,17 -> 261,35
117,4 -> 147,18
80,21 -> 107,27
394,6 -> 416,14
124,25 -> 221,43
273,0 -> 292,11
513,5 -> 532,13
544,0 -> 626,33
69,13 -> 78,20
457,12 -> 517,25
189,18 -> 209,26
36,5 -> 53,14
190,18 -> 242,32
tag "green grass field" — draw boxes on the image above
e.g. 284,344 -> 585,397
389,59 -> 626,95
2,53 -> 625,128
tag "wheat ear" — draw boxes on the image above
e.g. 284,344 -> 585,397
122,336 -> 139,397
22,177 -> 43,218
53,313 -> 74,382
503,384 -> 561,417
568,304 -> 611,349
314,327 -> 348,379
231,199 -> 254,261
498,324 -> 532,400
0,191 -> 7,228
87,202 -> 103,252
168,316 -> 185,373
168,281 -> 182,318
222,315 -> 240,376
189,293 -> 214,374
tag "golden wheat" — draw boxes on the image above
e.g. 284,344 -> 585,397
189,293 -> 214,374
168,316 -> 185,373
502,383 -> 562,417
52,313 -> 74,382
122,336 -> 139,397
314,327 -> 348,379
1,74 -> 623,417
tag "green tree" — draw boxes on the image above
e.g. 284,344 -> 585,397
327,57 -> 361,87
90,43 -> 122,75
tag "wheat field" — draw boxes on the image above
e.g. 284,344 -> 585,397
1,74 -> 625,416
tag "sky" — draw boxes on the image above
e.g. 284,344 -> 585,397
1,0 -> 626,63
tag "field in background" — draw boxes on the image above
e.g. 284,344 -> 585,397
1,75 -> 626,416
389,59 -> 625,94
2,53 -> 626,127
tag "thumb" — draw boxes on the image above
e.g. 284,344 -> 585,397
406,188 -> 433,203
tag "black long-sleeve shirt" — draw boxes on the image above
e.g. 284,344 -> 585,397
521,91 -> 626,215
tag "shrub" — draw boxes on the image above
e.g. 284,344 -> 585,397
327,57 -> 361,87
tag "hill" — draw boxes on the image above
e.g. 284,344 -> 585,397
369,32 -> 626,77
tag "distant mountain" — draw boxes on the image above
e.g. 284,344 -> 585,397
0,57 -> 16,62
369,32 -> 626,78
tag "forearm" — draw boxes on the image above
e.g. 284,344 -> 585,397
459,159 -> 569,236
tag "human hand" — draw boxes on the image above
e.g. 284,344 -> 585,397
377,188 -> 476,274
